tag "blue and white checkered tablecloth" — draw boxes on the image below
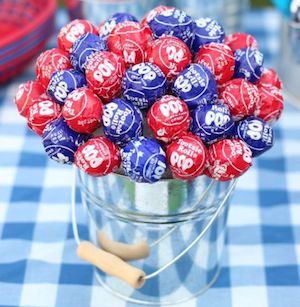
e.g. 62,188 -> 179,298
1,8 -> 300,307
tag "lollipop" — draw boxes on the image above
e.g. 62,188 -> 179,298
28,94 -> 61,136
42,118 -> 89,164
191,102 -> 234,144
75,136 -> 120,176
62,88 -> 103,134
256,67 -> 282,89
148,8 -> 194,47
107,21 -> 153,66
85,51 -> 125,102
255,85 -> 284,124
195,43 -> 235,85
172,63 -> 218,109
102,98 -> 143,146
224,32 -> 258,52
14,80 -> 45,117
233,47 -> 264,84
36,48 -> 72,88
57,19 -> 98,52
122,62 -> 168,109
47,69 -> 87,105
219,79 -> 260,120
70,33 -> 107,71
166,134 -> 207,180
147,95 -> 190,143
99,12 -> 138,41
141,5 -> 174,27
234,116 -> 273,157
121,137 -> 167,183
205,138 -> 252,181
146,36 -> 192,80
192,17 -> 225,54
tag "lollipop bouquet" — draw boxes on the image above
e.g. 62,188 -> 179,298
14,6 -> 284,184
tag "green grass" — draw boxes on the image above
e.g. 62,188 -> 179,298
251,0 -> 273,7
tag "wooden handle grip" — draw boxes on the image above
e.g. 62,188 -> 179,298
77,241 -> 146,289
98,232 -> 150,261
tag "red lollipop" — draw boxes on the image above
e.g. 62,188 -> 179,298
255,85 -> 284,124
36,48 -> 72,88
205,138 -> 252,181
85,51 -> 126,102
147,95 -> 190,143
75,136 -> 120,176
146,36 -> 192,80
195,43 -> 235,85
220,79 -> 260,120
57,19 -> 98,52
62,88 -> 103,134
107,21 -> 153,66
166,134 -> 207,180
28,94 -> 62,136
14,80 -> 45,118
224,32 -> 258,52
141,5 -> 174,26
257,67 -> 282,89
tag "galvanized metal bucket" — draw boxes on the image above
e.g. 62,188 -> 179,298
278,17 -> 300,106
73,169 -> 236,305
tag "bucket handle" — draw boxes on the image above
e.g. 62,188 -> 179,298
72,167 -> 237,289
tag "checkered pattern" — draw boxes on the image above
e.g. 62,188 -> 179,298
0,8 -> 300,307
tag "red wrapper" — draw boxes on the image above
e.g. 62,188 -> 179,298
255,85 -> 284,124
62,88 -> 103,134
146,36 -> 192,80
147,95 -> 190,143
57,19 -> 98,52
107,21 -> 153,66
195,43 -> 235,85
141,5 -> 174,26
28,94 -> 62,136
166,134 -> 207,180
224,32 -> 258,52
14,80 -> 45,118
257,67 -> 282,89
219,79 -> 260,120
36,48 -> 72,88
205,138 -> 252,181
75,136 -> 120,176
85,51 -> 126,102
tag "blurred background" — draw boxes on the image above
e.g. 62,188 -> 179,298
1,0 -> 299,103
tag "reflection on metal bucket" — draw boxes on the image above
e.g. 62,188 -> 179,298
278,18 -> 300,105
78,170 -> 236,305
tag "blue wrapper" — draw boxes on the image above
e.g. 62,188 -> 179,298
192,18 -> 225,54
47,69 -> 87,105
191,102 -> 234,144
70,33 -> 107,72
149,8 -> 194,47
102,98 -> 143,146
122,62 -> 168,109
121,136 -> 167,183
234,116 -> 273,157
172,63 -> 218,109
233,48 -> 264,84
99,12 -> 138,40
42,118 -> 89,164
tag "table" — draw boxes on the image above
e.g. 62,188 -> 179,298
0,8 -> 300,307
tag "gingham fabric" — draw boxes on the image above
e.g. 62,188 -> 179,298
0,8 -> 300,307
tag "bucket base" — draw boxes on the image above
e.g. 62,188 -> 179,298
94,267 -> 221,305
